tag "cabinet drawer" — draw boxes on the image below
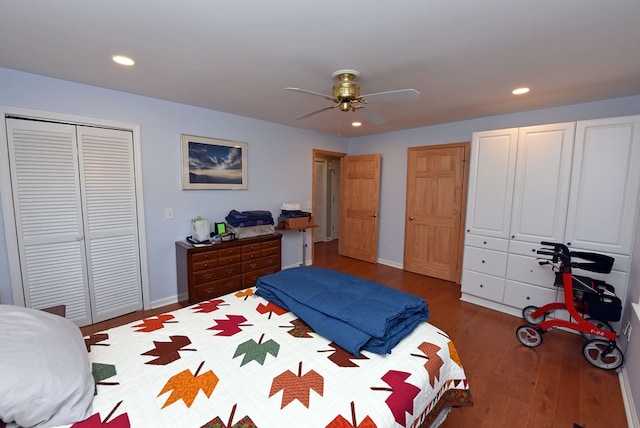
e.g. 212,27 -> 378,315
193,259 -> 219,272
504,280 -> 558,310
192,250 -> 218,263
461,270 -> 505,302
191,276 -> 243,301
506,253 -> 556,288
464,234 -> 509,252
212,264 -> 242,278
463,246 -> 507,276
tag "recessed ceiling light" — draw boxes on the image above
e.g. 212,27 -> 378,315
512,87 -> 530,95
352,122 -> 362,127
112,55 -> 135,66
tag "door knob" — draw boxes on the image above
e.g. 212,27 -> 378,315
409,216 -> 415,221
372,214 -> 378,218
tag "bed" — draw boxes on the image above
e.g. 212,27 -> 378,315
1,268 -> 472,428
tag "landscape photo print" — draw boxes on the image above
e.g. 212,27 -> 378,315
181,134 -> 248,190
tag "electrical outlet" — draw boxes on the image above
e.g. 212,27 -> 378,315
165,208 -> 174,220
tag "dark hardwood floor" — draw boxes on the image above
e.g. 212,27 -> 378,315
82,240 -> 628,428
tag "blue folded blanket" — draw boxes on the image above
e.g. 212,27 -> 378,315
255,267 -> 429,356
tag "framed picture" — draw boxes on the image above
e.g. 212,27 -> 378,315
181,134 -> 248,190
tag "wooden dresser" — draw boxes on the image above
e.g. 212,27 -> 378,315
175,233 -> 282,304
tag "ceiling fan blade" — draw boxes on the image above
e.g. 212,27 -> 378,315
294,105 -> 337,120
356,107 -> 386,125
361,88 -> 420,103
286,87 -> 336,101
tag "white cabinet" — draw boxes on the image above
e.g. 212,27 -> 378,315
461,115 -> 640,323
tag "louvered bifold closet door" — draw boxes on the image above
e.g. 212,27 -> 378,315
77,126 -> 142,323
6,119 -> 92,326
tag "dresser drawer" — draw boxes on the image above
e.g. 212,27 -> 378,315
242,250 -> 262,261
193,258 -> 219,272
243,265 -> 281,287
243,243 -> 262,253
192,263 -> 242,285
461,270 -> 505,302
464,234 -> 509,252
219,254 -> 241,265
262,245 -> 281,256
192,250 -> 218,263
218,246 -> 241,258
191,276 -> 243,301
242,255 -> 281,272
261,240 -> 280,250
463,246 -> 507,277
504,280 -> 558,310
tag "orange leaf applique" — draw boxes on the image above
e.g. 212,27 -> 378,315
132,314 -> 177,333
158,361 -> 219,408
235,289 -> 255,300
269,361 -> 323,409
191,299 -> 228,313
256,301 -> 288,319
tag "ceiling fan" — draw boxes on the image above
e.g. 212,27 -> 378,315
286,69 -> 420,125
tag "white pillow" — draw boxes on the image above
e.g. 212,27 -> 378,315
0,305 -> 94,427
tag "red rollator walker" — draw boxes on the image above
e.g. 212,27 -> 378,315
515,241 -> 624,370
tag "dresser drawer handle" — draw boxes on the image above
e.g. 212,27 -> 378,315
205,287 -> 214,293
249,263 -> 257,269
203,263 -> 209,268
226,281 -> 234,287
203,273 -> 213,280
225,268 -> 234,274
203,254 -> 209,259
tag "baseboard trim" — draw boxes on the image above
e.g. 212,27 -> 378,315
620,366 -> 639,428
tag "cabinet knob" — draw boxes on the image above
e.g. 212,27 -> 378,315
480,284 -> 484,288
482,260 -> 486,263
203,273 -> 212,280
203,254 -> 209,259
250,263 -> 257,269
226,268 -> 233,274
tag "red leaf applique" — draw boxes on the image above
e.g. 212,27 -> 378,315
208,314 -> 252,336
371,370 -> 420,426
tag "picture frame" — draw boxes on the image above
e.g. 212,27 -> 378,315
181,134 -> 248,190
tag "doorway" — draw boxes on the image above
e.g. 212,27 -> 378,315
312,150 -> 345,261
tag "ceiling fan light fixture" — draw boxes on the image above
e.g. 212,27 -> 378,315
352,121 -> 362,127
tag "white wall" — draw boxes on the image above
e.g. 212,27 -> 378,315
0,67 -> 347,306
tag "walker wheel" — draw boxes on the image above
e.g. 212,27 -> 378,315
582,339 -> 624,370
516,325 -> 543,347
580,318 -> 614,341
522,305 -> 545,325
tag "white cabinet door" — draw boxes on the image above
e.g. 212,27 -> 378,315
509,123 -> 575,243
565,115 -> 640,254
465,129 -> 518,238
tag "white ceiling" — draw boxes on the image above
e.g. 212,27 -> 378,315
1,1 -> 639,137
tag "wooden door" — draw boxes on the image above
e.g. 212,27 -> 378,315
403,143 -> 469,282
339,154 -> 381,263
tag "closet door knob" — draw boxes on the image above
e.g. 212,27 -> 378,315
409,216 -> 415,221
